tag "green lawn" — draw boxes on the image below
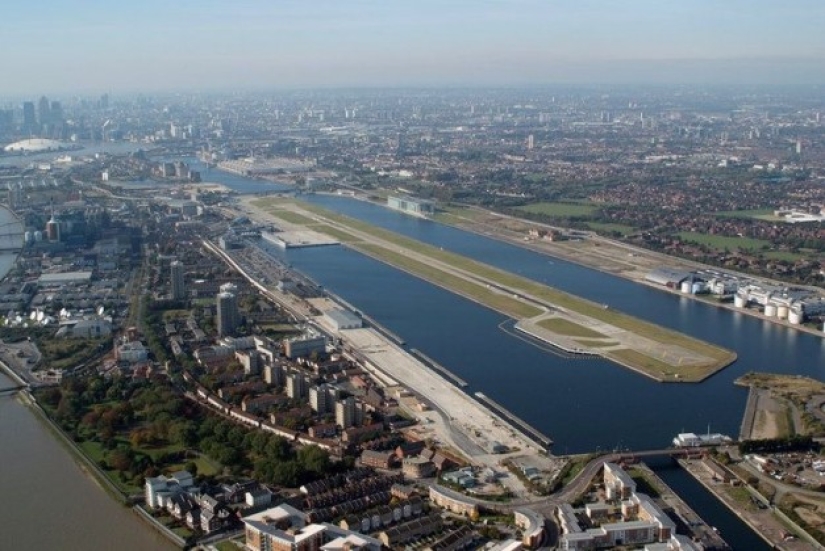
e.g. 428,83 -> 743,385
308,224 -> 361,243
763,250 -> 807,262
586,222 -> 636,235
723,485 -> 759,512
537,318 -> 607,339
575,339 -> 619,348
433,205 -> 495,223
517,202 -> 598,218
677,231 -> 771,251
605,348 -> 727,382
167,456 -> 220,477
215,540 -> 244,551
252,197 -> 289,209
267,209 -> 318,225
77,441 -> 143,494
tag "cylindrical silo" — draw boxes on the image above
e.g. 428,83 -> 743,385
764,304 -> 778,317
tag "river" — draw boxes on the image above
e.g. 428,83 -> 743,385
0,372 -> 175,550
0,205 -> 172,549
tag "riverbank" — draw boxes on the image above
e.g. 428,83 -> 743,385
16,389 -> 188,548
0,371 -> 177,550
678,457 -> 815,550
19,391 -> 186,549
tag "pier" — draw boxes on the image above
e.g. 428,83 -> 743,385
473,391 -> 553,450
739,385 -> 760,441
409,348 -> 467,387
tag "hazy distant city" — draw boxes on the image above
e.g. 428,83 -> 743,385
0,85 -> 823,550
3,2 -> 825,550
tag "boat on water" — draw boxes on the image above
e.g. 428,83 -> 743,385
672,431 -> 732,448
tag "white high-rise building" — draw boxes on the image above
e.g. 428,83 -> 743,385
335,396 -> 362,429
310,384 -> 337,414
286,371 -> 308,400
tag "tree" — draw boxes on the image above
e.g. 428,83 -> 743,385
265,436 -> 293,461
108,448 -> 134,472
298,446 -> 330,476
169,421 -> 197,447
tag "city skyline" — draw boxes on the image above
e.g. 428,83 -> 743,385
3,0 -> 825,95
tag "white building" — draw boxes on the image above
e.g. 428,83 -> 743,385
117,341 -> 149,363
286,371 -> 309,400
243,505 -> 381,551
144,471 -> 195,510
335,396 -> 362,429
324,309 -> 362,331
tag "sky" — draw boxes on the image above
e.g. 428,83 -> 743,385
2,0 -> 825,96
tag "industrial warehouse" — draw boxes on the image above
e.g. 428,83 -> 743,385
646,267 -> 825,329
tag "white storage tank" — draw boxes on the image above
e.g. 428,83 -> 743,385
764,304 -> 778,317
24,231 -> 32,244
681,281 -> 692,294
788,310 -> 803,325
33,230 -> 43,242
777,305 -> 790,319
692,282 -> 704,294
734,295 -> 747,308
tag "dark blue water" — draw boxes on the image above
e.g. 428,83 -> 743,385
275,195 -> 825,454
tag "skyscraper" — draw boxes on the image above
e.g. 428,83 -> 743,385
38,96 -> 51,127
22,102 -> 36,134
216,284 -> 239,337
170,260 -> 185,301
